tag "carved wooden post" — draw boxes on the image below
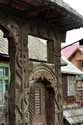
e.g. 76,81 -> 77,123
53,33 -> 63,125
8,23 -> 29,125
47,31 -> 63,125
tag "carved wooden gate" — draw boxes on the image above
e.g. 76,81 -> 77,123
29,64 -> 63,125
0,20 -> 63,125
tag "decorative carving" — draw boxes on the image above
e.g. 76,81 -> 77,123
53,34 -> 63,125
5,23 -> 29,125
0,18 -> 63,125
30,64 -> 57,87
0,8 -> 64,125
15,52 -> 29,125
29,64 -> 62,125
15,27 -> 29,125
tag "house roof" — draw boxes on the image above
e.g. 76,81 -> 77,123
0,0 -> 83,31
61,56 -> 83,75
63,105 -> 83,124
61,57 -> 67,66
61,44 -> 83,59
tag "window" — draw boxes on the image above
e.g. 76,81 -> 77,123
67,76 -> 76,97
0,68 -> 4,77
0,64 -> 10,105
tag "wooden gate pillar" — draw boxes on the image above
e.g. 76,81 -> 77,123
47,31 -> 66,125
53,34 -> 63,125
8,23 -> 29,125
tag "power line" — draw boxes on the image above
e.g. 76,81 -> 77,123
62,38 -> 83,49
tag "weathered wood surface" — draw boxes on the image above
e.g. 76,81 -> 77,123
0,1 -> 82,125
0,18 -> 63,125
0,0 -> 83,31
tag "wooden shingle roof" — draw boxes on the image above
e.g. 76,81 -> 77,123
0,0 -> 83,31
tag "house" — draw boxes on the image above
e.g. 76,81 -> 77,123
0,31 -> 9,124
0,31 -> 9,106
61,44 -> 83,105
61,44 -> 83,71
76,74 -> 83,105
61,56 -> 83,104
61,56 -> 83,125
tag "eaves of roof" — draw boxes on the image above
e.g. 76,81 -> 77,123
0,0 -> 83,31
61,56 -> 83,75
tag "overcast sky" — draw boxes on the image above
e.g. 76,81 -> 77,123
63,0 -> 83,45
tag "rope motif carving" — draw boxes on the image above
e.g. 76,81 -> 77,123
12,25 -> 29,125
15,48 -> 29,125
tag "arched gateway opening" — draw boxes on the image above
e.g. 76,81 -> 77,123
29,64 -> 58,125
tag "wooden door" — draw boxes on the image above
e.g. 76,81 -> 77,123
29,81 -> 55,125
